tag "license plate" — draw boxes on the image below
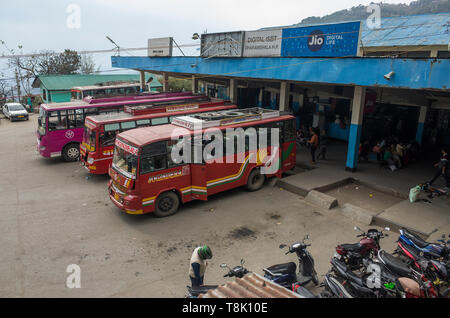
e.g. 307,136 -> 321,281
114,193 -> 120,201
334,252 -> 341,260
18,116 -> 24,118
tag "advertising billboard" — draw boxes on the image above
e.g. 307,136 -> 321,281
280,21 -> 361,57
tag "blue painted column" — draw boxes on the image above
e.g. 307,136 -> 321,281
346,86 -> 366,172
416,106 -> 427,144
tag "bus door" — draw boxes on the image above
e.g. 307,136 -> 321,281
190,136 -> 207,200
280,119 -> 296,171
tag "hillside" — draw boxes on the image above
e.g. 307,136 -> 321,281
298,0 -> 450,25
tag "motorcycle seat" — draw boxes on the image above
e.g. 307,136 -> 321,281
379,250 -> 412,277
263,262 -> 297,276
402,228 -> 429,248
340,243 -> 363,252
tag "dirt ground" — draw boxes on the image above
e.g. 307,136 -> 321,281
0,115 -> 399,297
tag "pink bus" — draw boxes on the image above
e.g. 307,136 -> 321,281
36,92 -> 210,161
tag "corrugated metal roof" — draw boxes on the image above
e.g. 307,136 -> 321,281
361,12 -> 450,47
260,12 -> 450,47
32,74 -> 162,90
198,273 -> 303,298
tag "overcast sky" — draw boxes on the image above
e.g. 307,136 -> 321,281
1,0 -> 415,75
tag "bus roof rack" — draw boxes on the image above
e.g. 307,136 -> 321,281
123,95 -> 211,115
171,107 -> 280,130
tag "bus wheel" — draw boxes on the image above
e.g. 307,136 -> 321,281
154,191 -> 180,217
63,143 -> 80,162
246,168 -> 265,191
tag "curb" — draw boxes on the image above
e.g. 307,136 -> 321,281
305,190 -> 338,210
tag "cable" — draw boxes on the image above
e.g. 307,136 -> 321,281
1,18 -> 447,60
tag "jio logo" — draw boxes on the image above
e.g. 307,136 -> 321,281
65,130 -> 75,139
307,30 -> 324,52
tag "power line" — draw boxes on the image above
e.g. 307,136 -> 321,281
0,19 -> 447,60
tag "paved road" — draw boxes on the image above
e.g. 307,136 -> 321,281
0,115 -> 398,297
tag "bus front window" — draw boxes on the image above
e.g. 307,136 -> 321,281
112,145 -> 137,178
38,108 -> 47,135
83,126 -> 96,151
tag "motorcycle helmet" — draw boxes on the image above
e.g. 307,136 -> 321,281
198,245 -> 213,260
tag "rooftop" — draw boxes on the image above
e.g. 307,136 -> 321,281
32,73 -> 162,90
198,273 -> 302,298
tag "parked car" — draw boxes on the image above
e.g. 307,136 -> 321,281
2,103 -> 29,121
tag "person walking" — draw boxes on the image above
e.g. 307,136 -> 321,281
189,245 -> 213,287
308,127 -> 319,164
428,148 -> 449,188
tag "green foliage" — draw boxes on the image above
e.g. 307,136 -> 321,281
158,76 -> 192,92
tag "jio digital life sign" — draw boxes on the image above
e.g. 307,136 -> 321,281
280,21 -> 361,57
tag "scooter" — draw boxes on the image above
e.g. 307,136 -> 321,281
263,235 -> 319,289
397,228 -> 449,261
334,226 -> 390,271
186,259 -> 249,298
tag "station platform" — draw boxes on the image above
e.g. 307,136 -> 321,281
278,140 -> 450,239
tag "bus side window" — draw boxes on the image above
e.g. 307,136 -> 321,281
151,117 -> 169,126
140,141 -> 169,174
121,121 -> 136,130
136,119 -> 151,127
100,131 -> 117,147
48,110 -> 68,131
284,118 -> 296,142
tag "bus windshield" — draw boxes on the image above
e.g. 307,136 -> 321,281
112,143 -> 138,178
38,108 -> 47,135
83,126 -> 96,151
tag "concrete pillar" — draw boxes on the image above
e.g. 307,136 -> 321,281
346,86 -> 366,172
279,81 -> 289,111
416,106 -> 427,144
258,88 -> 263,107
191,75 -> 198,94
430,49 -> 438,58
229,78 -> 237,103
139,71 -> 146,92
162,73 -> 169,92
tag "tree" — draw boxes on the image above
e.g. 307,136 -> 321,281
79,54 -> 101,74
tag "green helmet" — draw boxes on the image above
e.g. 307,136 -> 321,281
198,245 -> 212,259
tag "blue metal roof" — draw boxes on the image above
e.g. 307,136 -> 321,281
361,12 -> 450,47
262,12 -> 450,47
111,56 -> 450,91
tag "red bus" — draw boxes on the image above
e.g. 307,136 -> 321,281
81,101 -> 236,174
107,108 -> 296,217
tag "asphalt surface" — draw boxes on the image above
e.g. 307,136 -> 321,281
0,114 -> 399,297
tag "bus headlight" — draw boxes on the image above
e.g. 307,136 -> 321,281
87,157 -> 94,165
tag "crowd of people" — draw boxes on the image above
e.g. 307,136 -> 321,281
359,136 -> 421,171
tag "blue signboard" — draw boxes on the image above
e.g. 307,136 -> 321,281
281,21 -> 361,57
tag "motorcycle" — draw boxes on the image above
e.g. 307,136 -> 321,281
328,256 -> 398,298
334,226 -> 390,270
397,228 -> 449,261
394,240 -> 449,297
322,273 -> 354,298
375,249 -> 438,298
186,259 -> 249,298
263,235 -> 319,289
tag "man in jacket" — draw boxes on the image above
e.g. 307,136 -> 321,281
189,245 -> 213,287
